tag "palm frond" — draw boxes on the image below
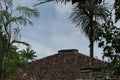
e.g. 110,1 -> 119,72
11,40 -> 30,47
69,3 -> 89,27
94,3 -> 111,22
36,0 -> 55,5
14,16 -> 33,26
69,0 -> 111,35
19,48 -> 37,61
15,5 -> 39,18
5,16 -> 33,27
35,0 -> 71,6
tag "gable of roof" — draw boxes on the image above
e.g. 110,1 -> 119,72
15,49 -> 106,80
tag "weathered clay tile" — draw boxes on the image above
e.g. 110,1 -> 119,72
14,49 -> 106,80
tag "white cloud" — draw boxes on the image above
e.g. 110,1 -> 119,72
17,1 -> 103,60
54,3 -> 72,15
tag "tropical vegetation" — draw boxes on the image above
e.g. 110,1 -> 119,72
36,0 -> 120,79
69,0 -> 111,59
95,14 -> 120,79
0,0 -> 120,79
0,0 -> 39,80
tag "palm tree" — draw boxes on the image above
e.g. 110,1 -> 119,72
0,0 -> 39,79
36,0 -> 109,59
69,0 -> 110,59
19,48 -> 37,62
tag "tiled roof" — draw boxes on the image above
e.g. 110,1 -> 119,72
15,49 -> 106,80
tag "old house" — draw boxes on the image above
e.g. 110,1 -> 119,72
15,49 -> 106,80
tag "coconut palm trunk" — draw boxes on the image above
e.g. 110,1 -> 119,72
70,0 -> 110,60
89,26 -> 94,59
89,17 -> 94,59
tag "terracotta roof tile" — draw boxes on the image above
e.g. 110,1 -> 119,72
15,49 -> 106,80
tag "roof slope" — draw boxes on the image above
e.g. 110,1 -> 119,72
15,49 -> 106,80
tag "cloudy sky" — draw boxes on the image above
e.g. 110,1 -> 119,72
14,0 -> 114,60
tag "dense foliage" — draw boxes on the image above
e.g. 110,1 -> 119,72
114,0 -> 120,22
95,17 -> 120,78
0,0 -> 39,80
